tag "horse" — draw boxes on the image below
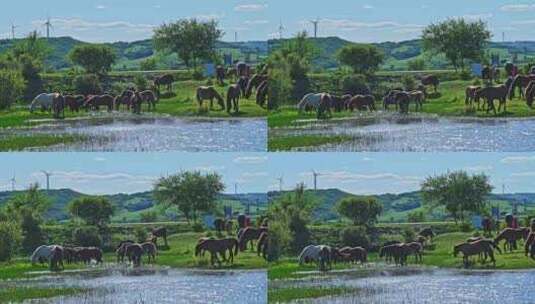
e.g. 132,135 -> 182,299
256,81 -> 268,108
348,95 -> 376,112
52,94 -> 66,119
495,228 -> 529,253
257,232 -> 268,260
418,228 -> 435,241
154,74 -> 174,96
115,90 -> 135,111
63,247 -> 77,264
238,76 -> 249,98
214,218 -> 226,235
216,65 -> 226,85
195,238 -> 238,266
465,86 -> 482,110
49,246 -> 65,271
125,244 -> 144,267
132,90 -> 158,114
525,232 -> 535,260
404,242 -> 424,263
383,90 -> 401,111
509,74 -> 535,99
151,227 -> 168,248
141,242 -> 158,263
297,93 -> 323,114
330,94 -> 351,112
237,214 -> 247,229
317,93 -> 333,119
395,91 -> 411,114
482,217 -> 494,236
454,240 -> 496,268
116,240 -> 135,263
525,81 -> 535,108
298,245 -> 333,271
227,67 -> 238,81
64,95 -> 85,112
238,227 -> 267,251
197,86 -> 225,111
408,90 -> 425,111
84,94 -> 114,112
467,238 -> 502,262
226,84 -> 241,114
245,74 -> 268,98
30,93 -> 62,113
339,247 -> 367,264
31,245 -> 58,265
421,75 -> 440,93
236,62 -> 249,77
379,243 -> 408,266
77,247 -> 103,265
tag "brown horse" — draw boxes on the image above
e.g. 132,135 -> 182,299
396,91 -> 411,114
495,228 -> 530,252
257,232 -> 268,260
454,240 -> 496,268
154,74 -> 174,95
64,95 -> 85,112
339,247 -> 367,264
317,93 -> 333,119
116,240 -> 135,263
52,94 -> 66,119
216,65 -> 226,85
238,227 -> 267,251
348,95 -> 375,112
237,77 -> 249,98
115,90 -> 135,111
245,74 -> 268,98
379,243 -> 409,266
383,90 -> 401,111
195,238 -> 239,266
49,246 -> 64,271
77,247 -> 103,264
151,227 -> 168,248
331,94 -> 352,112
404,242 -> 424,263
525,232 -> 535,260
509,74 -> 535,99
418,228 -> 435,241
84,95 -> 114,112
132,90 -> 158,114
197,86 -> 225,110
421,75 -> 440,93
256,81 -> 268,108
236,62 -> 249,77
125,243 -> 144,267
62,247 -> 77,264
141,242 -> 158,263
408,90 -> 425,111
475,85 -> 508,115
226,84 -> 241,114
525,81 -> 535,108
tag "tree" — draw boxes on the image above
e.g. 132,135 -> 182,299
407,210 -> 426,223
422,18 -> 491,71
407,58 -> 426,71
140,210 -> 158,223
421,171 -> 493,223
140,57 -> 158,71
337,44 -> 384,74
68,197 -> 114,228
0,68 -> 25,109
69,44 -> 116,74
153,171 -> 225,223
336,196 -> 383,227
0,221 -> 21,262
153,19 -> 223,68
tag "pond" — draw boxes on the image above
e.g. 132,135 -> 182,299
3,266 -> 267,304
271,267 -> 535,304
2,114 -> 267,152
274,113 -> 535,152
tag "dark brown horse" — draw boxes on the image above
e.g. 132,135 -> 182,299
257,232 -> 268,260
238,227 -> 267,251
475,85 -> 508,115
115,90 -> 135,111
116,240 -> 135,263
418,228 -> 435,241
49,246 -> 64,271
404,242 -> 424,263
525,81 -> 535,108
226,84 -> 241,114
141,242 -> 158,263
132,90 -> 157,114
339,247 -> 367,264
495,228 -> 529,252
236,62 -> 249,77
216,65 -> 226,85
509,74 -> 535,99
62,247 -> 77,264
348,95 -> 375,112
125,243 -> 144,267
256,81 -> 268,108
245,74 -> 268,98
77,247 -> 103,264
52,94 -> 66,119
383,90 -> 401,111
197,86 -> 225,110
317,93 -> 333,119
151,227 -> 168,248
84,95 -> 114,112
238,76 -> 249,98
396,91 -> 411,114
64,95 -> 85,112
525,232 -> 535,260
154,74 -> 174,95
195,238 -> 239,266
421,75 -> 440,93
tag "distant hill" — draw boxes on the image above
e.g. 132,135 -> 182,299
269,189 -> 535,222
0,189 -> 268,222
269,37 -> 535,71
0,36 -> 269,71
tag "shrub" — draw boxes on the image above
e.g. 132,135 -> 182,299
140,57 -> 157,71
401,75 -> 417,91
73,74 -> 102,95
133,74 -> 148,91
72,226 -> 102,247
340,74 -> 370,95
0,68 -> 25,109
267,220 -> 289,262
339,226 -> 370,248
0,221 -> 21,262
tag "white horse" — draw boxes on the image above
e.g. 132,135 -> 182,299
298,244 -> 330,266
30,245 -> 61,265
297,93 -> 323,113
30,93 -> 60,113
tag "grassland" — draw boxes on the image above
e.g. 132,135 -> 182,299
0,287 -> 88,304
268,286 -> 357,303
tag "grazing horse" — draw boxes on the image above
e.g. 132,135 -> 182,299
421,75 -> 440,93
63,247 -> 77,264
298,245 -> 334,271
475,85 -> 508,115
297,93 -> 323,114
465,86 -> 482,110
330,94 -> 351,112
77,247 -> 103,264
132,90 -> 157,114
154,74 -> 174,95
52,94 -> 66,119
125,244 -> 144,267
30,93 -> 62,113
404,242 -> 424,263
238,76 -> 249,98
115,90 -> 135,111
495,228 -> 529,252
509,74 -> 535,99
395,91 -> 411,114
238,227 -> 267,251
418,228 -> 435,241
379,243 -> 409,266
525,81 -> 535,108
49,246 -> 65,271
64,95 -> 85,112
236,62 -> 249,77
339,247 -> 367,264
525,232 -> 535,260
454,240 -> 496,268
348,95 -> 376,112
408,90 -> 425,111
383,90 -> 401,111
197,86 -> 225,110
151,227 -> 168,248
317,93 -> 333,119
256,81 -> 268,108
84,95 -> 114,112
216,65 -> 226,85
116,240 -> 135,263
195,238 -> 238,266
257,232 -> 268,260
226,84 -> 241,114
245,74 -> 268,98
141,242 -> 158,263
31,245 -> 58,265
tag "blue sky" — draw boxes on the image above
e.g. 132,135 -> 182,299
2,1 -> 535,42
267,153 -> 535,195
0,153 -> 268,195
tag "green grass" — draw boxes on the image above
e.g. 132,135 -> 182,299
0,287 -> 88,303
268,134 -> 353,151
0,134 -> 84,151
268,106 -> 353,129
269,286 -> 356,303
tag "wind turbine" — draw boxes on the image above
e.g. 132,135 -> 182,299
10,23 -> 17,40
278,20 -> 285,39
41,170 -> 52,191
10,173 -> 16,191
311,170 -> 322,191
44,17 -> 53,39
234,182 -> 239,195
310,18 -> 320,38
276,175 -> 284,192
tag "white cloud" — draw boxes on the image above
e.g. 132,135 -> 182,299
233,156 -> 267,164
244,20 -> 269,25
462,13 -> 493,21
241,172 -> 268,178
96,5 -> 107,10
299,171 -> 421,184
94,157 -> 107,162
500,4 -> 535,12
512,19 -> 535,26
194,165 -> 225,172
31,18 -> 155,33
511,171 -> 535,177
234,4 -> 268,12
464,165 -> 493,172
195,13 -> 225,21
31,171 -> 156,184
306,18 -> 424,32
363,4 -> 374,9
500,156 -> 535,164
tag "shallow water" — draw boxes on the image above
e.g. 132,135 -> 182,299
2,114 -> 267,152
4,267 -> 267,304
275,267 -> 535,304
274,113 -> 535,152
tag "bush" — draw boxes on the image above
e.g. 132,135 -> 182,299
0,68 -> 25,109
339,226 -> 370,248
458,222 -> 473,233
73,74 -> 102,95
0,221 -> 21,262
134,226 -> 147,243
140,58 -> 157,71
267,220 -> 289,262
192,222 -> 205,232
133,74 -> 148,91
341,74 -> 370,95
401,75 -> 417,91
72,226 -> 102,247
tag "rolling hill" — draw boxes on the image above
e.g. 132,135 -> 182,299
269,189 -> 535,223
0,189 -> 268,222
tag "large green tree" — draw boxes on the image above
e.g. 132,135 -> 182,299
336,196 -> 383,227
421,170 -> 493,223
68,197 -> 114,228
337,44 -> 384,74
153,171 -> 225,223
422,18 -> 491,70
153,19 -> 223,68
69,44 -> 116,74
